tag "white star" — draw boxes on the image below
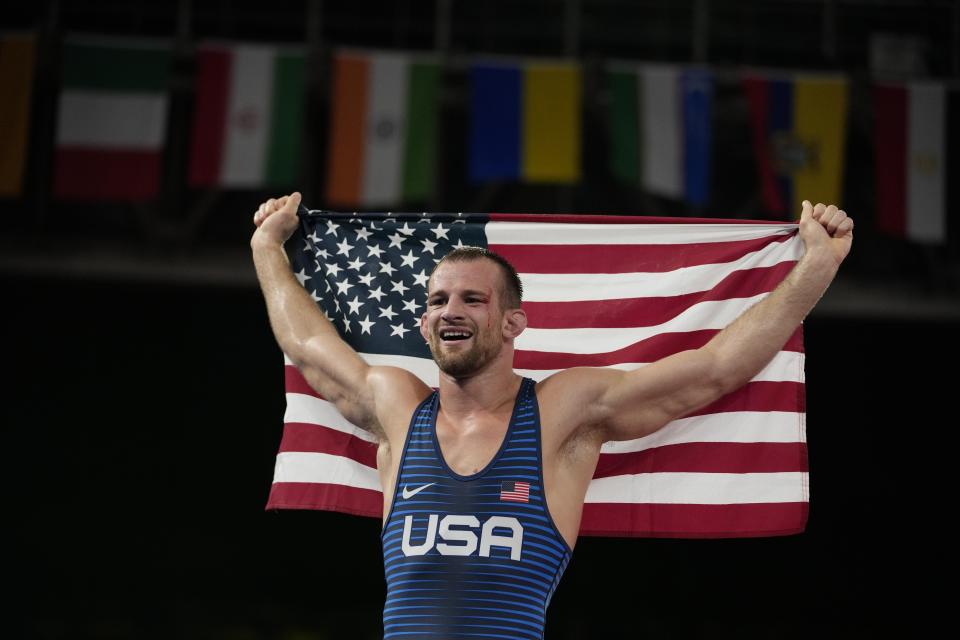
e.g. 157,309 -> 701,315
343,318 -> 352,333
420,238 -> 438,254
346,296 -> 363,315
379,261 -> 396,276
454,239 -> 467,249
391,279 -> 409,296
402,298 -> 421,314
358,315 -> 375,334
412,269 -> 430,288
336,279 -> 353,296
308,231 -> 323,244
317,248 -> 329,260
356,227 -> 372,241
367,244 -> 384,259
325,262 -> 342,277
336,238 -> 355,256
388,232 -> 406,249
324,280 -> 332,292
369,286 -> 386,302
294,268 -> 311,285
400,250 -> 417,269
379,305 -> 397,321
347,256 -> 364,271
325,220 -> 339,236
310,289 -> 323,302
390,323 -> 410,338
398,222 -> 416,236
333,298 -> 341,313
358,272 -> 375,286
432,224 -> 450,240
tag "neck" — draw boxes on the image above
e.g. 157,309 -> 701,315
436,353 -> 521,418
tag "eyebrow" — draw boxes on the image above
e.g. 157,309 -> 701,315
428,288 -> 490,299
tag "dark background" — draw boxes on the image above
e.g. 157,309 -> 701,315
6,1 -> 958,638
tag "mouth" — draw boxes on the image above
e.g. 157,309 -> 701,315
438,327 -> 474,342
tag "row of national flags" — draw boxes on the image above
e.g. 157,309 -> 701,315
0,33 -> 954,243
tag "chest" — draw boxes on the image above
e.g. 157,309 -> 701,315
435,414 -> 511,476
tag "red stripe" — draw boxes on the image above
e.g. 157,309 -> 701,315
54,148 -> 161,201
579,502 -> 807,538
266,482 -> 382,517
874,85 -> 907,238
593,441 -> 808,478
488,213 -> 790,225
188,48 -> 231,186
743,77 -> 785,215
522,263 -> 797,329
278,421 -> 378,468
489,233 -> 793,274
688,381 -> 804,417
514,326 -> 803,369
285,365 -> 322,398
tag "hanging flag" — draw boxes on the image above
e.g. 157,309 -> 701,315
874,82 -> 953,244
189,42 -> 306,188
607,63 -> 713,206
0,33 -> 36,197
325,50 -> 440,208
743,73 -> 848,218
267,207 -> 808,539
53,36 -> 172,201
469,61 -> 581,184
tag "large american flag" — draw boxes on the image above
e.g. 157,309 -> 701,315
267,206 -> 808,538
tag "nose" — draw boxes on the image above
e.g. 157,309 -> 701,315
440,297 -> 466,321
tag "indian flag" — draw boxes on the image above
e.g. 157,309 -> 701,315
325,50 -> 440,208
53,36 -> 172,201
189,43 -> 306,188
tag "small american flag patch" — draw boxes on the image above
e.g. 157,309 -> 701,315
500,481 -> 530,503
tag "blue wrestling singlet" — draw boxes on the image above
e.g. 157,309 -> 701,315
381,377 -> 573,639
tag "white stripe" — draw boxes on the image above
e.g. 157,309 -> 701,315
516,349 -> 804,383
518,234 -> 801,301
361,53 -> 409,205
907,82 -> 945,243
220,46 -> 274,186
57,91 -> 167,149
485,221 -> 795,245
517,292 -> 769,353
641,65 -> 682,197
284,394 -> 377,443
600,411 -> 805,454
584,472 -> 807,504
273,451 -> 381,490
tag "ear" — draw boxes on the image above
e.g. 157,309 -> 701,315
502,308 -> 527,339
419,312 -> 429,342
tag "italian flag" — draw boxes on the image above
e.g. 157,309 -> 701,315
325,50 -> 440,208
189,43 -> 306,188
874,82 -> 953,244
53,37 -> 171,201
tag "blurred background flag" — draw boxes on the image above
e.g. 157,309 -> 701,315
53,36 -> 172,201
268,207 -> 809,539
0,32 -> 36,198
189,43 -> 306,188
469,60 -> 582,184
744,72 -> 849,218
607,63 -> 713,206
874,82 -> 951,244
325,50 -> 440,208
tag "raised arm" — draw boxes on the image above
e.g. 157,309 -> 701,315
251,193 -> 427,440
547,201 -> 853,443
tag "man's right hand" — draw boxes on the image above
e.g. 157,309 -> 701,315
251,191 -> 302,248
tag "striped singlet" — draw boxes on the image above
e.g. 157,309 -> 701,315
381,377 -> 573,639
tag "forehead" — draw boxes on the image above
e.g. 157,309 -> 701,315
428,259 -> 502,296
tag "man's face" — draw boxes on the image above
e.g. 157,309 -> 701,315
421,259 -> 508,377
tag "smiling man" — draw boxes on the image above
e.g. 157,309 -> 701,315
251,192 -> 853,639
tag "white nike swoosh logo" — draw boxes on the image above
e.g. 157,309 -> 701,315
402,483 -> 436,499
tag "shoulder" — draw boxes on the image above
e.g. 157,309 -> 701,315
534,367 -> 622,446
367,365 -> 433,446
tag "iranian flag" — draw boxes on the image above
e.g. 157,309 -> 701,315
324,50 -> 440,208
53,37 -> 172,201
189,43 -> 306,188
